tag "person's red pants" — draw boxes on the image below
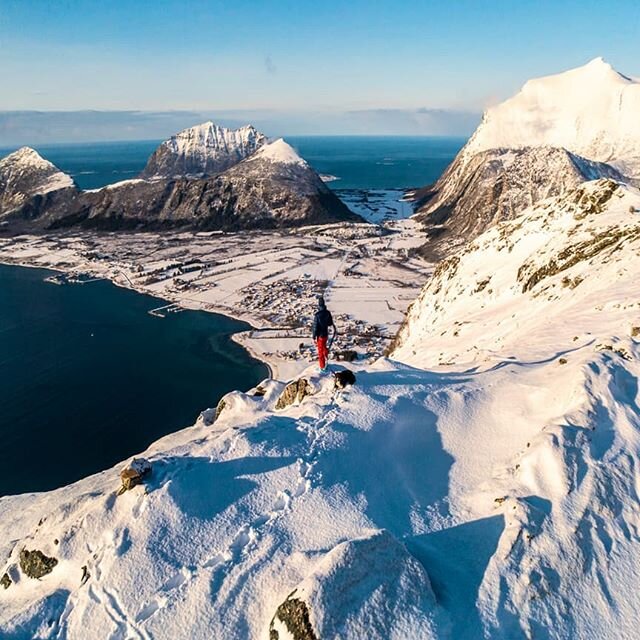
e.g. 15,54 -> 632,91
316,336 -> 328,369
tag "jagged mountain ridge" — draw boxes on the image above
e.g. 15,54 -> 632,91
412,58 -> 640,257
1,138 -> 360,231
0,147 -> 75,216
140,122 -> 268,179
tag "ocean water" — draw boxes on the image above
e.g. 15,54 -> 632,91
0,264 -> 268,496
0,136 -> 465,191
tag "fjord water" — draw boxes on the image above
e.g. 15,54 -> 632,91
0,136 -> 465,191
0,264 -> 268,496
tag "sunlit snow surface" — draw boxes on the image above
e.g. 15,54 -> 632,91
2,180 -> 640,638
463,57 -> 640,179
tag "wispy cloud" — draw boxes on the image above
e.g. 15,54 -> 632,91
264,55 -> 277,75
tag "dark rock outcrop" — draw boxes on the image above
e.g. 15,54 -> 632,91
118,457 -> 152,494
275,378 -> 311,410
1,572 -> 11,589
334,369 -> 356,389
269,595 -> 318,640
19,549 -> 58,579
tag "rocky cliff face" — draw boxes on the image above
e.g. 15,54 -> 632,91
140,122 -> 267,179
412,59 -> 639,258
0,147 -> 75,216
4,140 -> 359,231
413,146 -> 624,259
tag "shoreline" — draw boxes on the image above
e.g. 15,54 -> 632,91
0,257 -> 280,381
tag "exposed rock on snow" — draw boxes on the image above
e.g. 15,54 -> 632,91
269,596 -> 318,640
333,368 -> 356,389
270,530 -> 441,639
140,122 -> 267,179
1,573 -> 11,589
0,147 -> 75,215
275,378 -> 312,410
413,146 -> 624,259
413,58 -> 640,256
118,457 -> 152,494
19,549 -> 58,579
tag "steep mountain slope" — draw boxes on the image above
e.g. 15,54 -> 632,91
413,58 -> 640,256
3,140 -> 359,231
3,179 -> 640,638
413,146 -> 624,258
140,122 -> 267,179
0,147 -> 75,215
395,178 -> 640,367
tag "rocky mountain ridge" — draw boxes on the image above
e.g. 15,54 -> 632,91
140,122 -> 268,179
0,147 -> 75,215
0,136 -> 359,232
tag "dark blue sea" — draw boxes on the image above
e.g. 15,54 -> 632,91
0,136 -> 465,191
0,264 -> 268,496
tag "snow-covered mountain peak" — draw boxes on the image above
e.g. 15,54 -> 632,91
463,58 -> 640,179
1,146 -> 59,172
248,138 -> 307,166
0,146 -> 75,215
140,121 -> 268,178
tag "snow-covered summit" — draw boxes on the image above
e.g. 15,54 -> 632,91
463,57 -> 640,178
140,121 -> 268,179
0,147 -> 75,215
247,138 -> 307,167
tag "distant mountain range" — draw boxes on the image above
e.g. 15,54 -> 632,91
0,124 -> 360,232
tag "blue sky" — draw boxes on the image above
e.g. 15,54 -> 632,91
1,0 -> 639,138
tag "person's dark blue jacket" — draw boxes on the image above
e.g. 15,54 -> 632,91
313,298 -> 335,339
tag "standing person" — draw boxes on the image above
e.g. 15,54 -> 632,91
312,296 -> 336,372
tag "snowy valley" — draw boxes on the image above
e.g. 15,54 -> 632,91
3,59 -> 640,639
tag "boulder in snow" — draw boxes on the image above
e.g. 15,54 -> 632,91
269,595 -> 318,640
268,529 -> 441,638
19,549 -> 58,579
118,457 -> 152,495
1,572 -> 11,589
334,369 -> 356,389
275,378 -> 312,410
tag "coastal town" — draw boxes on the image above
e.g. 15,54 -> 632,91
0,217 -> 431,377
